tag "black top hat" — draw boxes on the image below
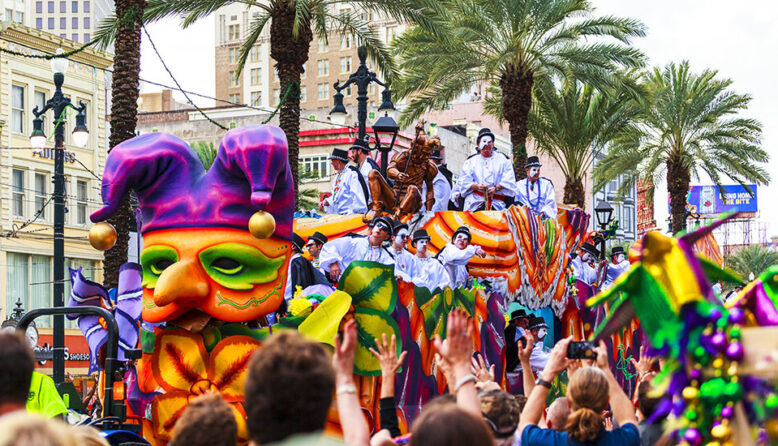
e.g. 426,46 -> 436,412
476,128 -> 496,145
431,149 -> 442,162
412,229 -> 431,246
529,315 -> 549,330
349,138 -> 370,153
525,156 -> 542,168
307,231 -> 328,246
329,148 -> 349,162
392,219 -> 409,236
510,309 -> 529,322
580,242 -> 600,258
370,216 -> 394,233
451,226 -> 472,242
292,233 -> 306,253
610,246 -> 626,257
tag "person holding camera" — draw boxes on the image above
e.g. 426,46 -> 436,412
518,339 -> 639,445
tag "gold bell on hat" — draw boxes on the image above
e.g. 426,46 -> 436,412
89,222 -> 118,251
248,211 -> 275,239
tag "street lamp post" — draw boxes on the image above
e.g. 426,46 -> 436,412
29,49 -> 89,384
329,46 -> 399,177
594,200 -> 614,261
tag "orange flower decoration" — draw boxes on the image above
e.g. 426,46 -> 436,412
150,329 -> 261,442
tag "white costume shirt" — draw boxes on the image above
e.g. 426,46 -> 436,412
421,170 -> 452,213
356,158 -> 379,202
571,256 -> 599,286
437,244 -> 479,288
529,342 -> 550,372
398,256 -> 451,291
515,178 -> 557,219
319,236 -> 395,274
458,152 -> 518,211
603,260 -> 631,288
325,166 -> 368,215
391,247 -> 415,279
283,253 -> 301,301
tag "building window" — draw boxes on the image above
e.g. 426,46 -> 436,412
59,1 -> 65,12
228,24 -> 240,40
36,1 -> 42,12
273,89 -> 280,105
71,0 -> 77,12
340,56 -> 352,73
72,17 -> 78,28
317,38 -> 328,52
35,173 -> 47,220
76,179 -> 87,225
83,33 -> 90,42
250,44 -> 261,62
6,253 -> 30,325
317,59 -> 329,76
34,91 -> 46,131
300,155 -> 329,178
60,17 -> 66,29
84,17 -> 90,29
301,64 -> 306,79
36,17 -> 42,29
12,169 -> 24,217
30,255 -> 52,327
317,83 -> 329,100
229,71 -> 240,87
250,68 -> 261,85
84,0 -> 89,12
229,93 -> 241,104
71,33 -> 78,42
48,1 -> 53,12
340,34 -> 352,49
11,85 -> 24,134
14,11 -> 22,23
300,86 -> 306,102
623,206 -> 634,233
229,48 -> 237,64
346,85 -> 352,96
386,26 -> 397,43
250,91 -> 261,106
273,67 -> 278,81
48,17 -> 54,29
368,83 -> 375,94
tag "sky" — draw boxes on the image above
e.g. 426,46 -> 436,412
138,0 -> 778,235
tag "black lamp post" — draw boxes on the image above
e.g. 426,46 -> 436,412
329,46 -> 399,177
29,49 -> 89,384
594,200 -> 614,261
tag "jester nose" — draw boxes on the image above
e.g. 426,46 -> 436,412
153,259 -> 211,306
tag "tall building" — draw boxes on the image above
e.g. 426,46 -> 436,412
213,3 -> 403,110
28,0 -> 113,45
592,153 -> 637,243
0,25 -> 113,375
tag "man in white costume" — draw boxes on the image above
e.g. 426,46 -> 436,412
515,156 -> 557,220
421,149 -> 453,213
457,128 -> 518,211
389,220 -> 414,279
396,229 -> 450,291
319,148 -> 368,215
602,246 -> 631,289
319,216 -> 395,282
570,242 -> 601,286
436,226 -> 486,288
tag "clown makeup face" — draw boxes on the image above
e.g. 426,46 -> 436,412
537,327 -> 548,340
369,224 -> 391,246
454,233 -> 470,250
479,136 -> 494,157
416,239 -> 429,257
614,253 -> 625,264
581,252 -> 592,263
526,167 -> 540,180
393,228 -> 409,249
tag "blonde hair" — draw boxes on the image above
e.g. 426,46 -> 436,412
0,412 -> 78,446
71,426 -> 110,446
565,367 -> 609,442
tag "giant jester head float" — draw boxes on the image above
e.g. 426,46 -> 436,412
91,125 -> 294,326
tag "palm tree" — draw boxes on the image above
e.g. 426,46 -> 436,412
527,78 -> 642,208
391,0 -> 646,179
102,0 -> 146,288
97,0 -> 434,203
725,245 -> 778,281
595,61 -> 770,234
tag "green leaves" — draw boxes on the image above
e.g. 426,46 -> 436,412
337,261 -> 398,313
725,245 -> 778,282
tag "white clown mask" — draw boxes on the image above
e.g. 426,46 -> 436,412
581,252 -> 592,263
529,167 -> 540,178
454,233 -> 470,244
615,253 -> 625,264
479,136 -> 493,150
416,239 -> 429,251
537,327 -> 547,339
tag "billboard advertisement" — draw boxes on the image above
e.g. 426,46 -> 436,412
673,184 -> 758,215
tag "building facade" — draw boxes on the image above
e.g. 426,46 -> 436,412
592,161 -> 637,244
26,0 -> 112,45
213,3 -> 402,110
0,25 -> 113,355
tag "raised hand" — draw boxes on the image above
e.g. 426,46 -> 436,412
518,333 -> 534,364
630,345 -> 655,378
369,333 -> 408,377
471,353 -> 495,384
432,310 -> 473,368
333,319 -> 358,383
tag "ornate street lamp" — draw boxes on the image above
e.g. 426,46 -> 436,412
594,200 -> 614,261
28,47 -> 90,384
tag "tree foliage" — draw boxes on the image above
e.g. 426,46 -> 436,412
725,245 -> 778,281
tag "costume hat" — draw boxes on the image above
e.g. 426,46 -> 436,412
329,148 -> 349,162
307,231 -> 328,246
392,219 -> 409,236
476,128 -> 496,145
525,156 -> 542,168
371,216 -> 394,233
529,316 -> 548,330
412,229 -> 431,246
510,309 -> 529,322
610,246 -> 626,258
349,138 -> 370,153
292,233 -> 306,252
580,242 -> 600,258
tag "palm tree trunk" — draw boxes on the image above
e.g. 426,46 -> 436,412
563,176 -> 585,209
500,69 -> 533,180
103,0 -> 145,288
270,6 -> 312,206
667,158 -> 690,234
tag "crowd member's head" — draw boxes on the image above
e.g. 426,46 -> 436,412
169,393 -> 237,446
578,242 -> 599,264
245,331 -> 335,445
514,395 -> 527,414
476,128 -> 495,158
509,309 -> 530,329
0,412 -> 77,446
452,226 -> 472,250
392,220 -> 410,250
546,397 -> 571,432
524,156 -> 542,181
431,149 -> 444,166
348,139 -> 370,165
412,229 -> 432,258
480,389 -> 520,446
410,404 -> 493,446
369,217 -> 394,247
637,380 -> 664,422
0,331 -> 35,417
306,232 -> 327,259
610,246 -> 626,264
291,233 -> 305,255
329,148 -> 349,172
528,316 -> 549,344
564,367 -> 610,442
71,426 -> 110,446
